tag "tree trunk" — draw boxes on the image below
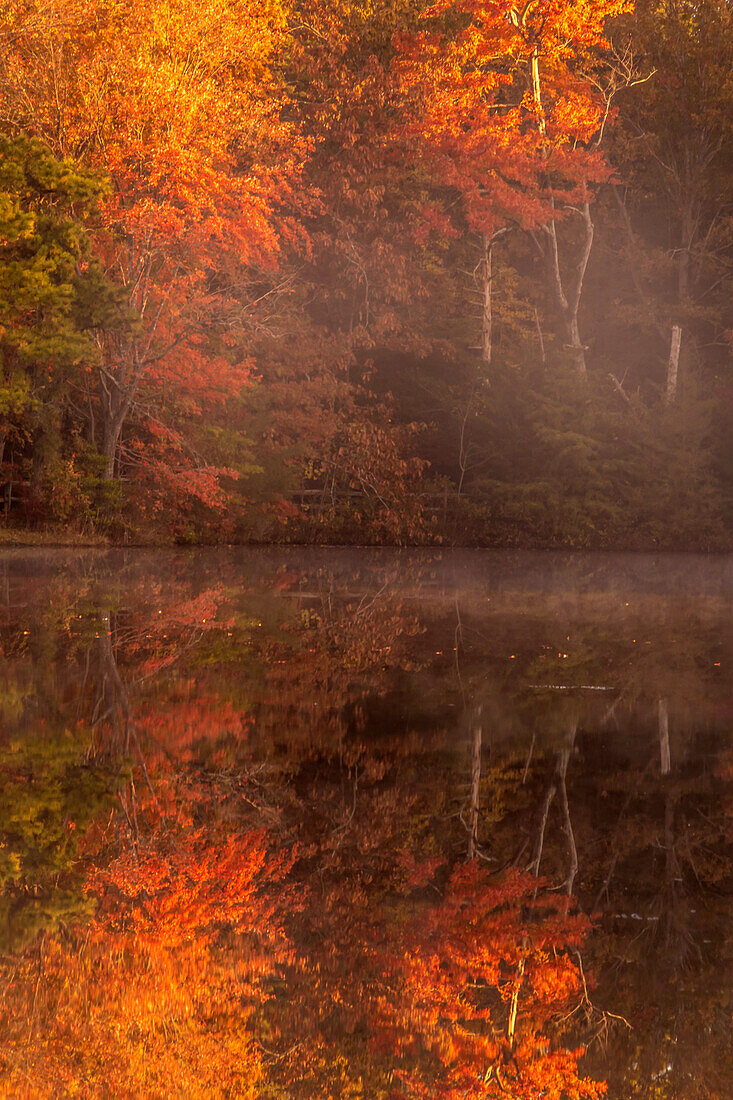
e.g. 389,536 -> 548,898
543,204 -> 593,377
30,429 -> 45,494
524,35 -> 592,377
480,235 -> 492,366
91,612 -> 132,758
467,704 -> 482,860
98,343 -> 143,480
99,374 -> 132,480
529,719 -> 578,889
533,309 -> 546,366
658,696 -> 671,775
665,326 -> 682,405
101,419 -> 122,480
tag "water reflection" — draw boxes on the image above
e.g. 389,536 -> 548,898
0,549 -> 730,1097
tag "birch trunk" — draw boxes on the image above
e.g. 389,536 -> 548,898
543,205 -> 593,377
481,235 -> 492,366
665,326 -> 682,405
527,37 -> 592,376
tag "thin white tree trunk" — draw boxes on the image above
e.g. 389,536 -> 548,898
526,34 -> 591,376
481,235 -> 492,365
665,325 -> 682,404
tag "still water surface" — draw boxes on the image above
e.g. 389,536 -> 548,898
0,549 -> 731,1098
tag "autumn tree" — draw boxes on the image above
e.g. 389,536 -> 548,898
0,136 -> 127,519
0,0 -> 304,520
395,0 -> 639,376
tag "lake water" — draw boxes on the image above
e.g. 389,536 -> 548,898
1,548 -> 731,1097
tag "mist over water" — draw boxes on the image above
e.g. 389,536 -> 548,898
1,548 -> 731,1097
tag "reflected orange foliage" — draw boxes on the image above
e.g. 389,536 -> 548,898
0,781 -> 298,1097
375,862 -> 605,1098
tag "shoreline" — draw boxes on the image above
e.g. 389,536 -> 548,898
1,530 -> 730,554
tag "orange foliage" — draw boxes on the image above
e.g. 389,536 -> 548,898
375,862 -> 605,1098
1,0 -> 305,508
396,0 -> 632,236
0,783 -> 297,1098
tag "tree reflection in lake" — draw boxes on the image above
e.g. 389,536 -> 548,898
0,549 -> 730,1097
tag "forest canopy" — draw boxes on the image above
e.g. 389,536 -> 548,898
0,0 -> 730,547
